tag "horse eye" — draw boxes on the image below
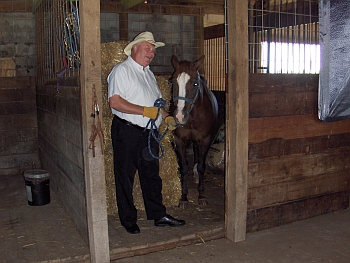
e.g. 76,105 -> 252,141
193,82 -> 198,87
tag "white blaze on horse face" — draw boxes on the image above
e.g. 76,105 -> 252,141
176,72 -> 190,123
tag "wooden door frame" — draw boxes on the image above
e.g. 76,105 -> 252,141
225,0 -> 249,242
80,1 -> 110,262
79,0 -> 249,260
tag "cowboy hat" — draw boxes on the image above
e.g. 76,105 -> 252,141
124,31 -> 165,56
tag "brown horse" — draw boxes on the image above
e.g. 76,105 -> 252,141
170,55 -> 218,209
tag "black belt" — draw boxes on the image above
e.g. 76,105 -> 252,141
114,115 -> 149,131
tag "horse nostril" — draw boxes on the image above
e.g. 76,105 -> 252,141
175,110 -> 189,125
176,115 -> 184,124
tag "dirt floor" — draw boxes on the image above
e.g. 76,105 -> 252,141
107,167 -> 225,260
0,174 -> 90,263
0,167 -> 225,263
116,208 -> 350,263
1,172 -> 350,263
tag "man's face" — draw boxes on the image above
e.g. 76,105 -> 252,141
132,41 -> 156,67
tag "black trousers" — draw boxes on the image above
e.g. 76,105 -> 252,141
111,116 -> 166,227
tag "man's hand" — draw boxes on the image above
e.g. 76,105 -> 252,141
164,116 -> 177,130
143,106 -> 159,119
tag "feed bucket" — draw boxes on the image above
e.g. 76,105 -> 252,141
23,170 -> 50,206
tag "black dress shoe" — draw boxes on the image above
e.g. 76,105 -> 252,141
154,214 -> 185,227
124,224 -> 140,234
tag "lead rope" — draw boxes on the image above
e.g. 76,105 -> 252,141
144,98 -> 169,159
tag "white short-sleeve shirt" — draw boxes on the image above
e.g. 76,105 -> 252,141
107,56 -> 163,128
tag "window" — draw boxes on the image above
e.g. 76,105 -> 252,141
260,41 -> 320,73
248,0 -> 319,74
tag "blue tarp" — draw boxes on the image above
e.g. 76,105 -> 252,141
319,0 -> 350,121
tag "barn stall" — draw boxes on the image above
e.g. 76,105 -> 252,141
0,0 -> 349,262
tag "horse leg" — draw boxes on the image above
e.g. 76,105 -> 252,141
179,159 -> 189,209
196,160 -> 208,206
175,138 -> 190,209
196,139 -> 211,206
192,143 -> 199,184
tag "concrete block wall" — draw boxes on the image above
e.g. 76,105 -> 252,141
1,6 -> 198,77
101,12 -> 198,75
0,3 -> 203,77
0,77 -> 40,176
36,78 -> 88,240
101,13 -> 120,43
0,1 -> 35,76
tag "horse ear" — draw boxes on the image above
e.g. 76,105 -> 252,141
194,55 -> 205,70
171,55 -> 179,68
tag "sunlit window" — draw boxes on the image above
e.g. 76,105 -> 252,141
260,42 -> 320,74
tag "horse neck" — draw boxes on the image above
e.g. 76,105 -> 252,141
198,76 -> 211,103
197,75 -> 218,119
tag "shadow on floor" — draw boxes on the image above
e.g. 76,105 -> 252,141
108,170 -> 225,261
2,172 -> 349,263
115,208 -> 350,263
0,169 -> 225,263
0,174 -> 90,263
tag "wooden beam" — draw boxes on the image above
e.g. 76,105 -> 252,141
0,0 -> 33,12
195,15 -> 205,60
199,3 -> 224,15
80,0 -> 110,262
204,24 -> 225,39
100,3 -> 203,15
120,0 -> 145,11
225,0 -> 249,242
110,228 -> 225,261
249,115 -> 350,143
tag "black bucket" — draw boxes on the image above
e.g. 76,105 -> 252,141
23,169 -> 50,206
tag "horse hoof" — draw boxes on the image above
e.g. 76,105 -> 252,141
178,200 -> 189,209
198,198 -> 208,206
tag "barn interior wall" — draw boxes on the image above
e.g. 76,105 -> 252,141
0,1 -> 36,77
100,11 -> 200,75
36,78 -> 88,241
0,77 -> 40,176
5,0 -> 349,243
30,5 -> 202,243
100,12 -> 120,42
246,74 -> 350,232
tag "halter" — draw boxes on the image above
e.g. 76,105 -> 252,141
173,72 -> 202,113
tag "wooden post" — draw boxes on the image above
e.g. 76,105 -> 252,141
80,0 -> 110,262
120,13 -> 128,40
225,0 -> 248,242
195,14 -> 205,62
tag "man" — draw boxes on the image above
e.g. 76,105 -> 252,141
107,31 -> 185,234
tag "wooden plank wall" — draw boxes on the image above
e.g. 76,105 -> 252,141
36,78 -> 88,241
247,74 -> 350,232
0,77 -> 40,175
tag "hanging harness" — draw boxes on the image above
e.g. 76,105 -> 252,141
89,86 -> 104,157
144,98 -> 169,159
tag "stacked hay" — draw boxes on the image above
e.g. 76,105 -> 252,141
101,41 -> 181,215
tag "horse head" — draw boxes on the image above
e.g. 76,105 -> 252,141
171,55 -> 205,126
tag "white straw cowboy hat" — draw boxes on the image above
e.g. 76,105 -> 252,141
124,31 -> 165,56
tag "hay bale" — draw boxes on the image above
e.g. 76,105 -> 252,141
101,41 -> 128,215
101,41 -> 181,215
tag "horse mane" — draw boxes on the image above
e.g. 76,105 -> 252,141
199,75 -> 219,119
